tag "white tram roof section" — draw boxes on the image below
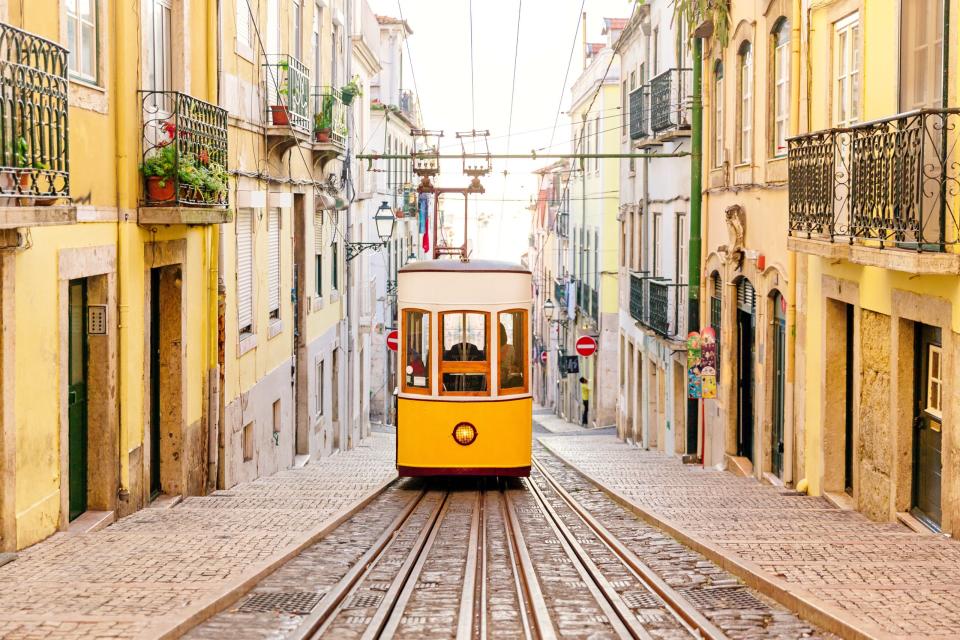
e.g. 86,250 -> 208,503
398,259 -> 532,307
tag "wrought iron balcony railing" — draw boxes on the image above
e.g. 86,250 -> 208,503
649,68 -> 692,134
312,86 -> 347,149
590,286 -> 599,320
629,85 -> 649,141
554,279 -> 567,309
399,90 -> 418,123
263,55 -> 311,132
0,23 -> 69,204
629,273 -> 685,338
789,108 -> 960,251
140,91 -> 229,208
556,211 -> 569,237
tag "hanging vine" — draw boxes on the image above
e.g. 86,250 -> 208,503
633,0 -> 731,47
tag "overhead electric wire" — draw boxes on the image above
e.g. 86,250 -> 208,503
496,0 -> 524,243
468,0 -> 477,131
549,1 -> 586,150
396,0 -> 424,126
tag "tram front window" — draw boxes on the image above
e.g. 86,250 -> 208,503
499,310 -> 526,392
441,312 -> 488,394
403,310 -> 430,391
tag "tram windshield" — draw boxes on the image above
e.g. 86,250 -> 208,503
441,312 -> 488,393
403,310 -> 430,390
498,310 -> 526,392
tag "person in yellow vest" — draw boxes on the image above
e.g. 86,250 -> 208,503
579,376 -> 589,426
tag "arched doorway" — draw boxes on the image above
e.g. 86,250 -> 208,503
771,290 -> 787,478
736,278 -> 756,461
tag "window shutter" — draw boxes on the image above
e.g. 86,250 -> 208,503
236,209 -> 254,331
737,278 -> 755,313
314,210 -> 323,255
268,208 -> 281,313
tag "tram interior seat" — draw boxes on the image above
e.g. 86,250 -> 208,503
444,342 -> 485,362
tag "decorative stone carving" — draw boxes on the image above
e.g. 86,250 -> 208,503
718,204 -> 745,271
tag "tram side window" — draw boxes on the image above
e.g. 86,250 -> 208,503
441,312 -> 488,393
404,310 -> 430,390
499,310 -> 526,392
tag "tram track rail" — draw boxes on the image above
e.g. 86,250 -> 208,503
528,456 -> 729,640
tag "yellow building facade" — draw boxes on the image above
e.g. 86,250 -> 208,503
792,0 -> 960,534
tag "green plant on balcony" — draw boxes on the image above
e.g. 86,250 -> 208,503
140,144 -> 178,202
340,76 -> 362,106
270,57 -> 292,125
6,136 -> 56,206
140,142 -> 229,205
314,94 -> 333,142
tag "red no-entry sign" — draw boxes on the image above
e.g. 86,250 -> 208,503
575,335 -> 597,357
386,329 -> 399,352
540,351 -> 548,364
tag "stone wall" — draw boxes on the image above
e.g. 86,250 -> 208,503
858,309 -> 892,521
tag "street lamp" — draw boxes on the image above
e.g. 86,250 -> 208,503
544,298 -> 555,321
347,201 -> 397,261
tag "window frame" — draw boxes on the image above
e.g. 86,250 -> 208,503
438,310 -> 491,397
401,308 -> 433,395
737,40 -> 753,165
66,0 -> 100,84
833,12 -> 860,127
498,309 -> 529,395
292,0 -> 303,61
925,344 -> 943,420
771,18 -> 790,158
713,59 -> 724,168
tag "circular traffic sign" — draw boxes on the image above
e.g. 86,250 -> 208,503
386,329 -> 399,352
575,335 -> 597,357
540,351 -> 548,364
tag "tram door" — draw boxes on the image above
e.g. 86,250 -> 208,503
912,323 -> 943,529
771,292 -> 786,478
736,279 -> 755,461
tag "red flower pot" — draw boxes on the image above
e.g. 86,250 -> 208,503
271,105 -> 290,126
315,129 -> 331,143
18,172 -> 57,206
146,176 -> 175,203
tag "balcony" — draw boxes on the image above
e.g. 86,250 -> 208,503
554,279 -> 567,309
399,90 -> 418,124
630,273 -> 685,339
629,85 -> 649,142
556,211 -> 569,237
263,55 -> 311,152
788,109 -> 960,274
312,87 -> 347,162
649,68 -> 692,138
139,91 -> 231,224
0,23 -> 75,229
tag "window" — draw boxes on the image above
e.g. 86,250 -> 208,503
900,0 -> 943,110
440,312 -> 489,394
331,22 -> 341,86
292,0 -> 303,60
268,208 -> 281,319
236,0 -> 250,47
146,0 -> 172,94
331,238 -> 339,291
621,80 -> 628,135
652,212 -> 662,276
272,399 -> 282,436
236,208 -> 254,336
66,0 -> 98,82
314,210 -> 323,297
316,360 -> 325,416
313,3 -> 322,86
267,0 -> 280,54
403,310 -> 431,392
926,344 -> 943,418
710,272 -> 722,369
242,422 -> 254,461
498,310 -> 527,393
737,41 -> 753,164
833,13 -> 860,126
676,213 -> 687,284
772,19 -> 791,157
593,114 -> 600,171
713,60 -> 724,167
593,228 -> 599,291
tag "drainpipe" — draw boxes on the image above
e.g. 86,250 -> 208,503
345,0 -> 354,448
207,0 -> 223,492
686,37 -> 703,458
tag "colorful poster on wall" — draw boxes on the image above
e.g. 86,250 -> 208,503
700,326 -> 717,399
686,331 -> 702,399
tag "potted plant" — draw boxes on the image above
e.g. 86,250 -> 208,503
314,95 -> 333,142
340,76 -> 362,106
140,144 -> 178,203
200,161 -> 229,205
270,58 -> 291,125
12,138 -> 58,206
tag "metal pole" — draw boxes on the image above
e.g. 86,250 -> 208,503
686,37 -> 704,458
357,152 -> 691,161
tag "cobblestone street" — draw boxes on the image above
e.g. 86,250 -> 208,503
0,435 -> 397,639
540,431 -> 960,639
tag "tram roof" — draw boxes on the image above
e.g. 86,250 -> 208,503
399,259 -> 530,275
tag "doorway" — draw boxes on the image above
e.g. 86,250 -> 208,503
912,323 -> 943,529
844,303 -> 855,494
771,291 -> 786,478
293,193 -> 308,456
736,279 -> 755,461
331,347 -> 341,451
149,264 -> 183,499
68,279 -> 88,521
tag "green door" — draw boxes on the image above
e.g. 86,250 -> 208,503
68,279 -> 88,521
150,268 -> 162,498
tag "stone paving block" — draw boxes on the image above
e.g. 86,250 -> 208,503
539,432 -> 960,640
0,434 -> 396,639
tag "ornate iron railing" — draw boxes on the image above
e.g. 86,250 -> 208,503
264,54 -> 311,132
0,23 -> 69,203
590,286 -> 599,320
789,109 -> 960,251
312,86 -> 347,149
140,91 -> 229,208
556,211 -> 569,237
630,273 -> 684,338
399,90 -> 417,123
646,280 -> 671,335
629,273 -> 645,321
629,85 -> 648,140
650,68 -> 692,133
554,279 -> 567,308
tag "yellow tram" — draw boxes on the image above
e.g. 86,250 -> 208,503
396,259 -> 533,476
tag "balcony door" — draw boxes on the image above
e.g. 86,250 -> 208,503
735,278 -> 755,461
900,0 -> 944,111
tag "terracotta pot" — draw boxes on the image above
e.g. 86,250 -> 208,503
145,175 -> 175,203
315,129 -> 331,142
271,105 -> 290,126
18,173 -> 56,206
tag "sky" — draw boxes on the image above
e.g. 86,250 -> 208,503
367,0 -> 632,262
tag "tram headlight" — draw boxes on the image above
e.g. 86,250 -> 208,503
452,422 -> 478,446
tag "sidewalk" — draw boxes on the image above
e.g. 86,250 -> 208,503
0,433 -> 397,639
538,431 -> 960,639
